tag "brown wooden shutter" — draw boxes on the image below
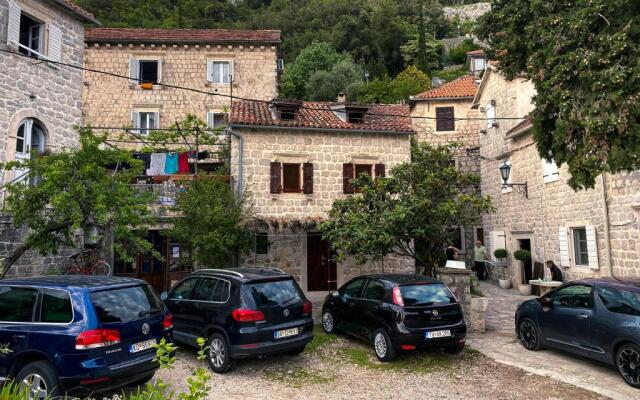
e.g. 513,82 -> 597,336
436,107 -> 455,132
303,163 -> 314,194
270,162 -> 282,194
343,163 -> 354,194
375,163 -> 386,178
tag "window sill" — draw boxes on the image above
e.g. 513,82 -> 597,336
129,84 -> 163,90
543,176 -> 559,184
205,82 -> 237,87
435,130 -> 456,134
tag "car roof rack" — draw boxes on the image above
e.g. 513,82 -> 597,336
257,267 -> 286,274
198,269 -> 245,278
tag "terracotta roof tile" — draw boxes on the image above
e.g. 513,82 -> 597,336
230,100 -> 413,133
466,49 -> 486,56
55,0 -> 99,24
413,75 -> 478,100
85,28 -> 281,45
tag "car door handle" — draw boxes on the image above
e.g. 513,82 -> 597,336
577,314 -> 589,319
12,335 -> 26,340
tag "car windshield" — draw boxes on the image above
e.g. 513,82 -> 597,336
248,279 -> 302,308
400,283 -> 455,306
91,285 -> 161,323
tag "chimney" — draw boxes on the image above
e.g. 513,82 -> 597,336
337,92 -> 347,103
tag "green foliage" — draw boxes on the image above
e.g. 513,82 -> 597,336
493,248 -> 508,259
339,346 -> 455,373
446,38 -> 479,65
357,66 -> 431,104
321,142 -> 494,277
170,177 -> 252,268
264,367 -> 334,388
305,58 -> 364,101
400,36 -> 444,72
477,0 -> 640,189
153,337 -> 178,369
513,249 -> 531,262
305,326 -> 340,354
0,382 -> 30,400
470,275 -> 483,297
432,66 -> 469,83
1,128 -> 155,277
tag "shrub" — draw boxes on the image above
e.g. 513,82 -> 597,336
513,249 -> 531,262
493,248 -> 508,259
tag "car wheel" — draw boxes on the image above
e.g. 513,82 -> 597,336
128,373 -> 155,387
616,343 -> 640,388
286,346 -> 306,356
444,344 -> 465,355
207,333 -> 234,374
322,310 -> 335,334
518,318 -> 542,351
373,328 -> 397,362
16,361 -> 62,400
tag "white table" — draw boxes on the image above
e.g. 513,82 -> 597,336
529,279 -> 563,296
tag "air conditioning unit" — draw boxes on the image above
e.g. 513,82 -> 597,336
276,59 -> 284,72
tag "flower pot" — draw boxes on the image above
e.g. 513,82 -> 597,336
518,284 -> 532,296
498,279 -> 511,289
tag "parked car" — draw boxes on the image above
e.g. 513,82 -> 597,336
0,275 -> 173,398
516,278 -> 640,388
321,274 -> 466,361
161,267 -> 314,373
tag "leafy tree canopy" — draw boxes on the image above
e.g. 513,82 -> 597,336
357,65 -> 430,103
477,0 -> 640,189
321,141 -> 494,276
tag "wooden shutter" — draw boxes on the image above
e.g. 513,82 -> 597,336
558,227 -> 570,267
303,163 -> 313,194
207,112 -> 214,128
343,163 -> 355,194
375,163 -> 385,178
48,23 -> 62,62
156,58 -> 163,83
153,112 -> 160,129
270,162 -> 282,194
435,107 -> 455,132
131,111 -> 140,133
129,58 -> 139,84
206,60 -> 213,82
7,1 -> 20,46
586,225 -> 599,269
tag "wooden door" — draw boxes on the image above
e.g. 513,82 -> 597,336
307,234 -> 337,291
137,231 -> 166,293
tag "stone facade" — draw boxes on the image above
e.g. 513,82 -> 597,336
476,65 -> 640,283
82,40 -> 278,139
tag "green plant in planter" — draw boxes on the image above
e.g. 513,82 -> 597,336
513,250 -> 532,285
470,275 -> 483,297
493,248 -> 509,279
493,248 -> 508,259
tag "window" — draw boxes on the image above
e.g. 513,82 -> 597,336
279,109 -> 297,120
18,13 -> 43,58
598,286 -> 640,316
435,107 -> 455,132
342,278 -> 365,299
90,285 -> 162,323
282,163 -> 301,193
40,289 -> 72,323
169,277 -> 199,300
572,227 -> 589,266
14,119 -> 46,185
451,226 -> 465,252
207,112 -> 227,129
486,101 -> 496,128
248,279 -> 302,307
363,279 -> 386,302
343,163 -> 385,194
542,158 -> 559,183
0,286 -> 37,322
194,278 -> 230,303
255,233 -> 269,255
347,111 -> 365,123
129,59 -> 162,85
132,111 -> 159,134
400,283 -> 456,306
549,285 -> 592,308
207,61 -> 232,84
355,164 -> 372,178
473,57 -> 485,71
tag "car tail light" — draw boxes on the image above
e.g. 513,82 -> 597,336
400,344 -> 416,350
75,329 -> 120,350
392,286 -> 404,306
163,313 -> 174,330
302,301 -> 312,314
231,309 -> 265,322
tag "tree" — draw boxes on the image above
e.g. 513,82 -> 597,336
321,142 -> 493,277
0,128 -> 155,278
477,0 -> 640,189
305,59 -> 364,101
169,177 -> 253,268
400,36 -> 443,72
416,0 -> 429,73
357,66 -> 430,104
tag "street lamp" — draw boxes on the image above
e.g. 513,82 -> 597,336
499,161 -> 528,198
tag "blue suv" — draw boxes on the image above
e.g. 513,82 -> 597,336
0,275 -> 173,398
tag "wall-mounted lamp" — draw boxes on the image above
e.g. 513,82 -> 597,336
500,161 -> 528,198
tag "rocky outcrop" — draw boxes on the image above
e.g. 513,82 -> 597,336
443,2 -> 490,21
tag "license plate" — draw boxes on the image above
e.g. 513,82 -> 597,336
274,327 -> 299,340
425,330 -> 451,339
129,339 -> 157,354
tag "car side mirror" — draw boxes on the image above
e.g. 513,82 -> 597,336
540,297 -> 552,308
332,292 -> 339,298
160,292 -> 168,301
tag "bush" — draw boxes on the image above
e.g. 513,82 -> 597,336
513,249 -> 531,262
493,248 -> 508,259
432,66 -> 469,83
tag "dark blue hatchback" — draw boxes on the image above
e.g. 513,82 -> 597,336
0,275 -> 173,398
515,278 -> 640,388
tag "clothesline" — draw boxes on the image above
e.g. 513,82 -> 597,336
138,151 -> 213,176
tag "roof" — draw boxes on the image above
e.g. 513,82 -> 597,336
412,75 -> 479,101
466,49 -> 486,56
85,28 -> 281,45
574,278 -> 640,292
192,267 -> 292,282
365,274 -> 440,285
0,275 -> 145,290
53,0 -> 99,24
230,100 -> 414,134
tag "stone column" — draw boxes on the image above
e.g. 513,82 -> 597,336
436,267 -> 471,325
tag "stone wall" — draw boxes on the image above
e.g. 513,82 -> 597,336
436,267 -> 471,325
605,171 -> 640,277
83,43 -> 278,141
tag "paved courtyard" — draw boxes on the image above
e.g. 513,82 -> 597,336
467,281 -> 637,400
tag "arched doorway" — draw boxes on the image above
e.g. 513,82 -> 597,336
14,118 -> 47,184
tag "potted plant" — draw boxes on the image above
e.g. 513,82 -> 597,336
514,249 -> 532,295
493,248 -> 511,289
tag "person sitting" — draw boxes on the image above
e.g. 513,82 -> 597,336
546,260 -> 563,282
446,243 -> 460,261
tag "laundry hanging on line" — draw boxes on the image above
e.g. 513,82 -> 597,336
164,152 -> 179,174
147,153 -> 166,176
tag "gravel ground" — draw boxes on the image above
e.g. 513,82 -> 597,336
101,329 -> 607,400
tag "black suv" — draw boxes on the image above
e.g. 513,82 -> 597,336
161,268 -> 314,373
321,274 -> 466,361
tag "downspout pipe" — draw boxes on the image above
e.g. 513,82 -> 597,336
601,174 -> 614,278
228,127 -> 243,195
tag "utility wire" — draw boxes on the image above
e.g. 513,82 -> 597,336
0,47 -> 528,122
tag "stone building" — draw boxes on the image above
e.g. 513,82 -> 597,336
230,99 -> 414,292
0,0 -> 98,276
409,75 -> 482,266
82,28 -> 281,137
475,63 -> 640,285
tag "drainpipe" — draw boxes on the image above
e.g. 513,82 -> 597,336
601,173 -> 614,277
228,127 -> 243,195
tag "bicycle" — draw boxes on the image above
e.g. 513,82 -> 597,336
481,259 -> 496,281
66,248 -> 112,276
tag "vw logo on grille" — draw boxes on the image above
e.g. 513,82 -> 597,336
432,310 -> 439,317
283,309 -> 290,317
141,323 -> 150,335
